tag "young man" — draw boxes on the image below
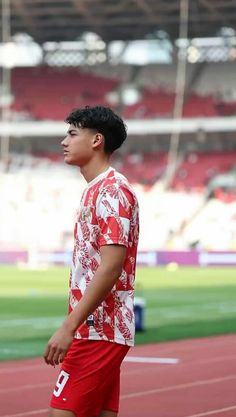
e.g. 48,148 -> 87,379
44,106 -> 139,417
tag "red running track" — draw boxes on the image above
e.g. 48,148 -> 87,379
0,334 -> 236,417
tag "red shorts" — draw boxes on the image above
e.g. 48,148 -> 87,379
50,339 -> 130,417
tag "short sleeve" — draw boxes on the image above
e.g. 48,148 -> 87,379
96,183 -> 133,247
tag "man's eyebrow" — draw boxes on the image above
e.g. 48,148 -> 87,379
67,128 -> 77,134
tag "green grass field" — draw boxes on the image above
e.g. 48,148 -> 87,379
0,265 -> 236,361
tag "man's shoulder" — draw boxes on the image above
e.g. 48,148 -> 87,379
98,177 -> 138,216
101,169 -> 136,197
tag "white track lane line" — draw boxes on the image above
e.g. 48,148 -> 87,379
1,376 -> 236,417
185,405 -> 236,417
124,356 -> 179,364
0,355 -> 178,375
1,374 -> 235,397
2,405 -> 236,417
0,410 -> 48,417
0,353 -> 234,377
1,351 -> 235,376
0,364 -> 44,374
0,382 -> 51,394
121,374 -> 236,399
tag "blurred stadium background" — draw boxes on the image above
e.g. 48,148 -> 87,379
0,0 -> 236,361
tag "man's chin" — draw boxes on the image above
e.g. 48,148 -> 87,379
63,155 -> 84,167
64,155 -> 74,165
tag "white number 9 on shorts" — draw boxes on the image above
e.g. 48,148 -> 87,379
53,370 -> 70,397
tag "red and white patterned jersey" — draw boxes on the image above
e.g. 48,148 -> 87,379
69,167 -> 139,346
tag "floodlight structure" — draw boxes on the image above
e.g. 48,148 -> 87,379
164,0 -> 189,189
1,0 -> 11,163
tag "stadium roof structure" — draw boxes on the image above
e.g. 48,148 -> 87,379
2,0 -> 236,45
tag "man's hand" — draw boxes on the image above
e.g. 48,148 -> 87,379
43,324 -> 74,366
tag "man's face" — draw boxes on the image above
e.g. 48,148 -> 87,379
61,124 -> 96,166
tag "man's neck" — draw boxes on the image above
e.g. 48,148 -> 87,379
81,160 -> 110,183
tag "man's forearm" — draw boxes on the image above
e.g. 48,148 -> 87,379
44,245 -> 126,365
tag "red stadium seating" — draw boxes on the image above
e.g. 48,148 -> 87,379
9,67 -> 236,120
172,152 -> 236,191
112,152 -> 168,185
11,67 -> 119,120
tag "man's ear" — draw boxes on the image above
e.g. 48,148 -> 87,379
93,133 -> 104,149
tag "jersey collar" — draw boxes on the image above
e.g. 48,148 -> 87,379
87,166 -> 113,188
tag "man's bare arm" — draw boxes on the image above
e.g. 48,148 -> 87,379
43,244 -> 126,366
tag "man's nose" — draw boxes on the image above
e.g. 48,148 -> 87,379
61,137 -> 68,146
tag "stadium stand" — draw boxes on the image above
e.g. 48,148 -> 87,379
9,63 -> 236,121
172,151 -> 236,191
113,152 -> 168,185
0,149 -> 235,253
1,27 -> 236,254
11,67 -> 119,120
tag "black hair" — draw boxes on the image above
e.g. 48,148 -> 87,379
65,105 -> 127,154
